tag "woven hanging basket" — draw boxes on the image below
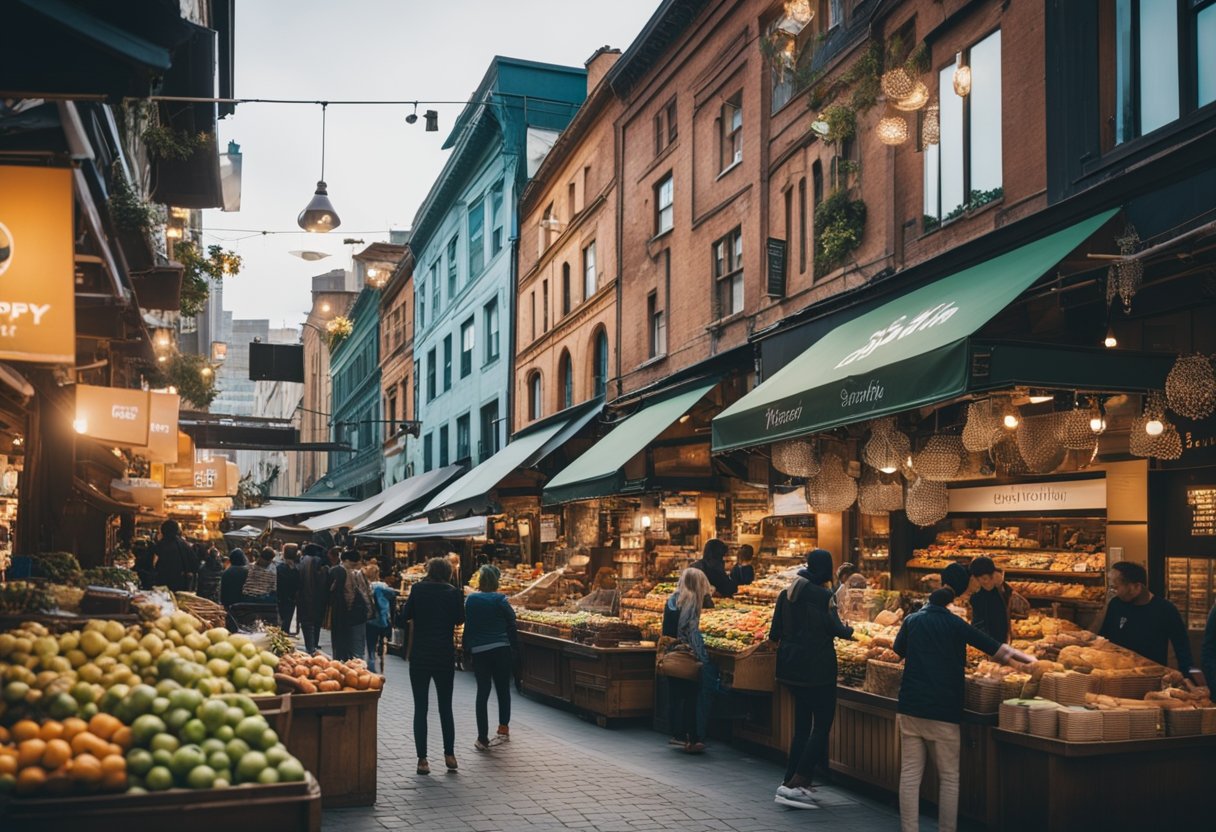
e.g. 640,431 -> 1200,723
1165,354 -> 1216,420
804,454 -> 858,513
880,67 -> 916,99
1060,408 -> 1100,451
905,478 -> 949,527
863,425 -> 911,473
911,435 -> 965,482
772,438 -> 821,478
858,469 -> 904,514
1016,412 -> 1067,474
962,399 -> 1001,452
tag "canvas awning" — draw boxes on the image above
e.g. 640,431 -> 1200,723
350,464 -> 465,532
543,382 -> 717,505
712,210 -> 1127,452
229,500 -> 351,521
357,516 -> 488,542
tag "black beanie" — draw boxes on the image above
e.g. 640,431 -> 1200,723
805,548 -> 835,584
941,562 -> 970,596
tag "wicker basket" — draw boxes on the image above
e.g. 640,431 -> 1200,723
1001,676 -> 1026,701
1127,707 -> 1162,739
1100,708 -> 1131,741
1058,707 -> 1103,742
1165,708 -> 1204,737
727,642 -> 777,693
1028,702 -> 1060,737
964,676 -> 1003,714
998,700 -> 1029,732
1041,671 -> 1093,706
863,659 -> 904,700
1097,671 -> 1164,699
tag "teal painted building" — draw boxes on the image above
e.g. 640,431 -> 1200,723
326,285 -> 382,499
409,57 -> 587,476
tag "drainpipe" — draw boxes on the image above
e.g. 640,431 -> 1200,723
506,188 -> 519,444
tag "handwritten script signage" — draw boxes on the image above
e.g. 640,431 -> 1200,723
948,479 -> 1107,513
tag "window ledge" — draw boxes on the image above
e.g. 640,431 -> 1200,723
636,353 -> 668,371
920,197 -> 1004,238
649,227 -> 673,245
706,311 -> 746,332
716,159 -> 743,180
481,356 -> 501,371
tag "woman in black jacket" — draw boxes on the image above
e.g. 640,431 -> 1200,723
196,547 -> 224,603
219,548 -> 250,613
768,549 -> 854,810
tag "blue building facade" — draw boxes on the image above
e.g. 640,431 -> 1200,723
325,286 -> 382,499
409,57 -> 587,476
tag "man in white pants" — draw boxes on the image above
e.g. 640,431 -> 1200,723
892,563 -> 1034,832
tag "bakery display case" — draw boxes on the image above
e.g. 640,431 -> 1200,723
1165,556 -> 1215,631
857,511 -> 891,577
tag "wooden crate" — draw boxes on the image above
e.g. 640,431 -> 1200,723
283,690 -> 381,808
0,774 -> 321,832
726,646 -> 776,693
253,693 -> 293,740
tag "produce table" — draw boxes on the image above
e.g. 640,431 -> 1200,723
517,631 -> 655,725
992,729 -> 1216,829
282,690 -> 381,808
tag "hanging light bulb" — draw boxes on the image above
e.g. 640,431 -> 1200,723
876,115 -> 909,145
298,103 -> 342,232
73,418 -> 88,434
953,52 -> 972,97
1089,413 -> 1106,433
1145,418 -> 1164,437
1104,326 -> 1117,348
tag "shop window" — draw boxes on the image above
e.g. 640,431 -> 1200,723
460,317 -> 474,378
528,371 -> 543,421
426,348 -> 436,401
720,91 -> 743,172
561,263 -> 571,316
648,291 -> 666,359
456,413 -> 470,463
924,30 -> 1003,225
592,328 -> 609,398
654,97 -> 678,155
713,226 -> 744,318
490,181 -> 504,255
558,350 -> 573,410
442,334 -> 452,392
468,198 -> 484,277
479,399 -> 500,461
583,240 -> 597,300
484,297 -> 499,363
423,432 -> 433,472
438,424 -> 449,467
655,174 -> 674,235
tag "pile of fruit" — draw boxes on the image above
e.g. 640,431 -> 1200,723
0,582 -> 54,616
700,605 -> 772,652
274,652 -> 383,693
0,713 -> 130,795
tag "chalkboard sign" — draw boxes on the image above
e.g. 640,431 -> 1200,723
766,237 -> 787,297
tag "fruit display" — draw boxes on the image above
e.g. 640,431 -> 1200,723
81,567 -> 139,590
734,566 -> 798,605
466,564 -> 539,596
0,713 -> 130,796
700,605 -> 773,652
174,592 -> 228,629
27,552 -> 83,585
273,652 -> 383,694
620,582 -> 675,613
0,582 -> 54,615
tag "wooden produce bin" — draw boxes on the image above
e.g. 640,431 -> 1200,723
518,631 -> 569,702
253,693 -> 293,739
565,641 -> 656,723
283,690 -> 381,808
0,774 -> 322,832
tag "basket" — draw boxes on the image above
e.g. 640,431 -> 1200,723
1100,708 -> 1130,741
1165,708 -> 1204,737
964,676 -> 1003,713
863,659 -> 904,700
1001,676 -> 1026,701
1127,707 -> 1162,739
727,642 -> 776,693
1097,671 -> 1164,699
1058,707 -> 1103,742
998,700 -> 1029,732
1041,671 -> 1093,705
1028,702 -> 1060,737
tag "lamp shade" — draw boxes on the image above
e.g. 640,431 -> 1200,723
298,181 -> 341,232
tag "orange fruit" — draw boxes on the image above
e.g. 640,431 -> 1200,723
38,721 -> 65,742
69,731 -> 108,758
68,753 -> 102,785
101,768 -> 127,792
0,754 -> 16,777
87,713 -> 120,741
60,717 -> 88,741
101,754 -> 126,776
0,725 -> 10,742
15,766 -> 46,794
111,726 -> 133,750
42,739 -> 72,770
11,720 -> 40,743
17,739 -> 47,770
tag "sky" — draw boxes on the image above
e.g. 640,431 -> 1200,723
203,0 -> 660,324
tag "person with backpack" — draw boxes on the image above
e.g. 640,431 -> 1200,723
153,520 -> 193,591
770,549 -> 854,809
328,549 -> 374,661
363,561 -> 398,672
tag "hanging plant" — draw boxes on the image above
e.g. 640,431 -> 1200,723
326,316 -> 354,351
174,241 -> 242,317
819,103 -> 856,145
108,167 -> 159,232
143,353 -> 218,409
143,124 -> 212,161
814,188 -> 867,275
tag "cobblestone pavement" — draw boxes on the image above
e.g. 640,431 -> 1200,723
319,644 -> 967,832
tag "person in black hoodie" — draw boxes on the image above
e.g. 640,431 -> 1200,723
769,549 -> 854,810
729,544 -> 755,587
219,549 -> 250,631
690,538 -> 737,599
296,543 -> 330,654
153,520 -> 194,591
967,556 -> 1010,641
196,547 -> 224,603
402,557 -> 465,775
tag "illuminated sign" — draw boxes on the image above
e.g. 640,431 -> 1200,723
75,385 -> 150,446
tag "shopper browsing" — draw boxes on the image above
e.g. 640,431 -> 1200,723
401,557 -> 464,775
729,544 -> 756,587
153,519 -> 194,591
967,557 -> 1011,642
893,563 -> 1035,832
770,549 -> 854,809
276,544 -> 301,634
690,538 -> 737,599
662,567 -> 713,754
296,543 -> 330,654
219,548 -> 249,609
363,561 -> 399,673
196,547 -> 224,604
241,548 -> 278,603
328,549 -> 374,661
465,565 -> 518,751
1098,561 -> 1204,684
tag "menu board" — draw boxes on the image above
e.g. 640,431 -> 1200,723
1187,487 -> 1216,537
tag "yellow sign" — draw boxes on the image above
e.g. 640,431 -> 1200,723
75,384 -> 151,446
146,392 -> 180,463
0,166 -> 75,363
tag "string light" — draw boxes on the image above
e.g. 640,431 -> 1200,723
953,52 -> 972,97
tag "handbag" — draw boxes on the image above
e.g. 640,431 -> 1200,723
656,636 -> 703,681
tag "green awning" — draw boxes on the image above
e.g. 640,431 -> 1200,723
543,382 -> 716,505
712,210 -> 1118,452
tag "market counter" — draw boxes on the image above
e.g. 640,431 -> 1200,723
992,729 -> 1216,829
517,630 -> 656,723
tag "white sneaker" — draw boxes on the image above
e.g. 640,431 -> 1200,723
774,785 -> 820,809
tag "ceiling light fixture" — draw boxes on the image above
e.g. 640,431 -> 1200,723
1145,418 -> 1164,437
1104,325 -> 1117,348
298,103 -> 341,232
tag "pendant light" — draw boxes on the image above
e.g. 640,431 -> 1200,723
952,52 -> 972,97
298,103 -> 342,232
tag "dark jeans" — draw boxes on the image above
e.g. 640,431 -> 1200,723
332,622 -> 366,661
278,600 -> 296,634
472,646 -> 513,741
668,676 -> 701,743
366,624 -> 388,672
785,682 -> 837,783
300,621 -> 322,654
409,660 -> 456,758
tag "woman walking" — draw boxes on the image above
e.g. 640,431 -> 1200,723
296,543 -> 330,654
770,549 -> 854,809
363,561 -> 399,673
663,567 -> 712,754
464,565 -> 518,751
196,547 -> 224,603
401,557 -> 464,774
328,549 -> 373,660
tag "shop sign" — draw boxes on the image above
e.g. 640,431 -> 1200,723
1187,487 -> 1216,537
772,489 -> 811,516
0,166 -> 75,364
146,392 -> 180,463
75,384 -> 151,447
191,459 -> 228,496
663,502 -> 698,519
540,517 -> 557,543
948,479 -> 1106,513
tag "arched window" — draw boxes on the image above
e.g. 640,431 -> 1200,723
528,371 -> 543,421
558,350 -> 573,410
592,329 -> 609,399
561,263 -> 571,316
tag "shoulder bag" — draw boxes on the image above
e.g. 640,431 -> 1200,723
655,635 -> 703,681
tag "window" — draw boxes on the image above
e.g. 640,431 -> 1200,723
446,235 -> 459,298
479,399 -> 499,461
418,275 -> 427,329
648,291 -> 666,359
468,199 -> 484,277
592,329 -> 609,398
528,372 -> 543,421
490,182 -> 504,255
438,424 -> 449,468
426,349 -> 436,401
442,334 -> 452,392
568,181 -> 576,219
812,160 -> 824,206
456,414 -> 470,462
655,174 -> 674,235
654,97 -> 678,154
386,395 -> 397,442
582,165 -> 591,203
714,227 -> 744,318
483,297 -> 499,363
561,263 -> 571,316
583,241 -> 597,300
460,317 -> 474,377
530,291 -> 536,341
431,271 -> 441,318
542,279 -> 549,332
540,202 -> 556,252
423,432 -> 433,472
798,177 -> 807,273
558,350 -> 573,410
784,187 -> 793,259
924,30 -> 1003,224
413,359 -> 420,414
720,92 -> 743,171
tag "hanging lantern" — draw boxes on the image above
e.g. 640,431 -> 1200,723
804,453 -> 858,513
858,468 -> 904,514
989,435 -> 1028,476
892,81 -> 930,112
1016,412 -> 1067,474
952,52 -> 972,97
1165,353 -> 1216,420
1061,407 -> 1100,451
906,478 -> 949,527
863,422 -> 911,474
1104,225 -> 1143,313
780,0 -> 815,33
962,399 -> 1001,452
876,115 -> 909,146
912,435 -> 965,482
1130,391 -> 1183,460
881,67 -> 916,100
921,100 -> 940,146
772,438 -> 821,478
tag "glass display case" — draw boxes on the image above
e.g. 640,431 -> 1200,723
1166,557 -> 1216,631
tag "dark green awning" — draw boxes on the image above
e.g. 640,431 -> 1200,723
711,211 -> 1118,452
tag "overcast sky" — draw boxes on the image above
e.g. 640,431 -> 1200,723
203,0 -> 659,324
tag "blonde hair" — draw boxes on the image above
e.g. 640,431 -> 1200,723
675,567 -> 711,619
363,562 -> 381,581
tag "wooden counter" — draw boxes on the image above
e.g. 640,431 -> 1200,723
517,630 -> 656,724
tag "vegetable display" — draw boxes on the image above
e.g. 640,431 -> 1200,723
273,652 -> 383,694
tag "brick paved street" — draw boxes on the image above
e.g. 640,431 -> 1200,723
321,647 -> 959,832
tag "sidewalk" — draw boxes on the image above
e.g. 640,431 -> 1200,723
321,645 -> 939,832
